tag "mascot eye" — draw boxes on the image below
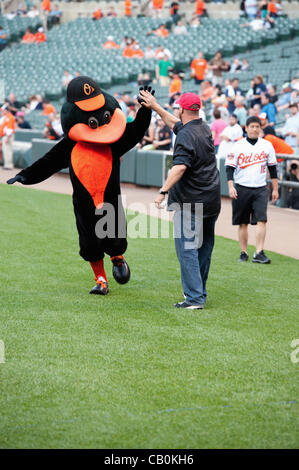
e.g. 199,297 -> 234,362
103,111 -> 111,124
88,117 -> 99,129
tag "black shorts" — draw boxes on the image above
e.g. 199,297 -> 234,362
232,184 -> 268,226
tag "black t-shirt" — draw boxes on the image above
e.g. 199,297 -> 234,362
156,125 -> 171,150
168,119 -> 221,218
263,125 -> 276,136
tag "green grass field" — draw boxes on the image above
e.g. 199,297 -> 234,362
0,183 -> 298,449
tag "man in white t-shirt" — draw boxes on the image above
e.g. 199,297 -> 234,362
217,114 -> 243,158
225,116 -> 279,263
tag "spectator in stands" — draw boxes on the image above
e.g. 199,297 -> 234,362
156,55 -> 173,87
0,105 -> 16,170
259,112 -> 276,136
22,27 -> 35,43
27,95 -> 43,111
239,0 -> 247,18
230,58 -> 242,74
195,0 -> 207,18
267,84 -> 278,104
279,102 -> 299,148
93,8 -> 103,21
107,6 -> 117,17
5,93 -> 21,115
0,25 -> 7,52
286,161 -> 299,210
225,78 -> 243,114
27,6 -> 39,18
169,72 -> 182,103
102,36 -> 119,49
152,117 -> 171,150
217,114 -> 243,158
42,100 -> 56,116
212,95 -> 230,122
49,4 -> 62,26
209,51 -> 230,85
245,0 -> 257,19
250,103 -> 262,117
276,83 -> 293,112
234,96 -> 247,130
200,80 -> 215,103
62,70 -> 74,88
43,113 -> 62,140
260,92 -> 277,126
267,1 -> 278,17
148,24 -> 169,38
170,1 -> 180,24
138,71 -> 152,87
155,45 -> 172,60
120,36 -> 129,49
189,15 -> 201,28
124,0 -> 132,17
173,20 -> 187,35
137,121 -> 155,149
258,0 -> 268,19
190,52 -> 207,85
35,27 -> 46,43
41,0 -> 51,31
145,45 -> 155,59
210,109 -> 228,152
16,111 -> 32,129
241,58 -> 250,71
251,75 -> 267,107
151,0 -> 164,18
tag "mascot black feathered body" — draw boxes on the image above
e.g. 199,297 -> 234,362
8,77 -> 153,295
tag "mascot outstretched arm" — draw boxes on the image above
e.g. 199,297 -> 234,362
7,78 -> 154,295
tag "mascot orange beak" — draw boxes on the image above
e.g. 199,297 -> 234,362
68,108 -> 127,144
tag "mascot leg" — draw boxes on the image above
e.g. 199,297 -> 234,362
89,260 -> 109,295
110,256 -> 131,285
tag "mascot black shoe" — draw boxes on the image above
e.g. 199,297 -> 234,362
7,77 -> 154,295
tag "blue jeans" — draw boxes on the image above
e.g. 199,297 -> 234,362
174,210 -> 217,306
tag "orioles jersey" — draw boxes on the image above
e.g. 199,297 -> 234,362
225,137 -> 277,187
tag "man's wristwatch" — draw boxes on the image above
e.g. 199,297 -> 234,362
159,188 -> 168,195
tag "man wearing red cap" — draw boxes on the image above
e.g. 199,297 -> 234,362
139,89 -> 221,309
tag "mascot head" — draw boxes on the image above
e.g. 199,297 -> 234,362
61,76 -> 127,144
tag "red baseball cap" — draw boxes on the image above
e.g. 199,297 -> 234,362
175,92 -> 201,111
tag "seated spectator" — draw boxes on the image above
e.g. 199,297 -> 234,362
35,27 -> 46,43
276,83 -> 293,112
153,117 -> 171,150
210,109 -> 228,152
230,58 -> 242,74
120,36 -> 129,49
189,14 -> 201,28
5,93 -> 21,115
124,0 -> 132,17
137,121 -> 155,149
0,25 -> 7,52
225,78 -> 243,114
102,36 -> 119,49
209,51 -> 230,86
93,9 -> 103,21
155,45 -> 172,60
42,100 -> 56,116
190,52 -> 207,85
138,71 -> 152,87
200,80 -> 215,103
27,6 -> 39,18
16,111 -> 32,129
49,4 -> 62,25
107,6 -> 117,17
259,112 -> 276,136
145,45 -> 155,59
43,113 -> 63,140
251,75 -> 267,107
62,70 -> 74,88
241,58 -> 250,71
234,96 -> 247,129
148,24 -> 169,38
278,102 -> 299,148
22,28 -> 35,44
173,20 -> 187,35
261,92 -> 277,126
212,95 -> 230,122
267,84 -> 278,104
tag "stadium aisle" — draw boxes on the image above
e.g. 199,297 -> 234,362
1,168 -> 298,260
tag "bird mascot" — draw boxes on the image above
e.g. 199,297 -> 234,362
7,77 -> 154,295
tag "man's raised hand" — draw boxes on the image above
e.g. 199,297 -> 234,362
138,85 -> 156,108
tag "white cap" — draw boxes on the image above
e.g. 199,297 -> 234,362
38,27 -> 44,32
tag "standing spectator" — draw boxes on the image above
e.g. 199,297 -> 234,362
234,96 -> 247,130
152,0 -> 164,17
225,78 -> 243,114
16,111 -> 32,129
259,112 -> 276,136
93,8 -> 103,21
190,52 -> 207,85
196,0 -> 207,17
209,51 -> 230,86
260,92 -> 277,126
251,75 -> 267,107
0,25 -> 7,52
267,1 -> 278,17
139,89 -> 221,309
156,55 -> 173,87
210,109 -> 228,152
49,4 -> 62,25
124,0 -> 132,17
170,1 -> 180,23
169,72 -> 182,103
279,103 -> 299,149
217,114 -> 243,159
0,105 -> 16,170
286,161 -> 299,210
225,116 -> 278,263
245,0 -> 257,19
41,0 -> 51,31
